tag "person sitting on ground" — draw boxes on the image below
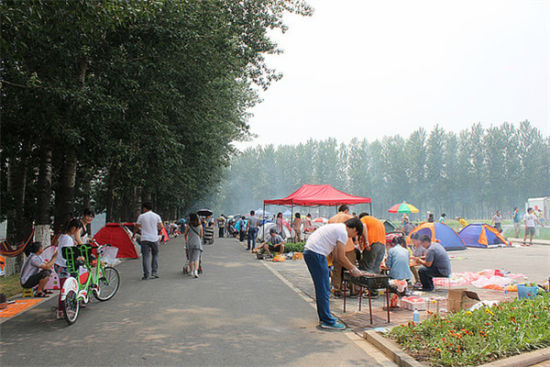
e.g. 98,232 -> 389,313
386,236 -> 413,282
427,212 -> 434,223
358,213 -> 385,274
260,228 -> 285,256
20,242 -> 57,297
409,232 -> 427,286
411,234 -> 451,292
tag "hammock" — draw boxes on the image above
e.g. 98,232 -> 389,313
0,230 -> 35,257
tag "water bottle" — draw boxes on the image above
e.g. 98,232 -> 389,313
413,309 -> 419,323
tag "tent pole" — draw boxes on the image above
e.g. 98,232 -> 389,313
369,202 -> 373,216
262,201 -> 266,242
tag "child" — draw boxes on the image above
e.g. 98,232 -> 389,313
20,242 -> 57,297
54,218 -> 84,317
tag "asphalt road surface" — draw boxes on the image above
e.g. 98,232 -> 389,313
0,236 -> 393,367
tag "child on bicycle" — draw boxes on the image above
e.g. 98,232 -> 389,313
20,241 -> 57,297
54,218 -> 84,317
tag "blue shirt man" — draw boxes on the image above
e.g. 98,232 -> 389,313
412,235 -> 451,291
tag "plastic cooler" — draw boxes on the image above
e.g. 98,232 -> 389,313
517,284 -> 538,299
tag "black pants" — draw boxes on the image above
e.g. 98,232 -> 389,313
239,230 -> 246,242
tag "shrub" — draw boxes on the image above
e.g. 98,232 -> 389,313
386,292 -> 550,366
283,242 -> 305,253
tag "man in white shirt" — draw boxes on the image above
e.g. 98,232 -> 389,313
134,202 -> 163,280
523,207 -> 543,246
303,218 -> 363,330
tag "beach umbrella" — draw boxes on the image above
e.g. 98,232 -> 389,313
388,201 -> 419,213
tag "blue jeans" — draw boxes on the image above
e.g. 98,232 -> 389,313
247,228 -> 257,250
141,240 -> 159,277
303,250 -> 337,325
418,266 -> 447,290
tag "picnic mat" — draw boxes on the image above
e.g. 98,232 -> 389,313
0,299 -> 43,318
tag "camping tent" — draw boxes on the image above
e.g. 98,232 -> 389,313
383,220 -> 396,233
458,224 -> 509,248
407,222 -> 466,251
94,223 -> 140,258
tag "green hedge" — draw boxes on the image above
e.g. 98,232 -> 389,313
283,242 -> 305,253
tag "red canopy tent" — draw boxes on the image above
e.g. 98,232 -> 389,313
261,184 -> 372,241
264,184 -> 371,214
264,184 -> 371,206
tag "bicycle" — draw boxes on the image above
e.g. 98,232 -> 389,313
60,241 -> 120,325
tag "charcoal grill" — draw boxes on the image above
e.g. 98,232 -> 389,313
342,272 -> 391,324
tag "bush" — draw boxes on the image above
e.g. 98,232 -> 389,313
283,242 -> 305,253
386,292 -> 550,366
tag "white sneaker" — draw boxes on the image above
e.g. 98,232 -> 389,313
193,271 -> 199,278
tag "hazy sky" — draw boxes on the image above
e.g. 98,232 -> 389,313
237,0 -> 549,150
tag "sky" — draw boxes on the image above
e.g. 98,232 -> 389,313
237,0 -> 549,150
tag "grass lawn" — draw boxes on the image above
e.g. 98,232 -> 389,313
0,273 -> 23,298
389,219 -> 550,240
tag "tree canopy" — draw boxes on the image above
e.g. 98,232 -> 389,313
0,0 -> 312,243
210,122 -> 550,219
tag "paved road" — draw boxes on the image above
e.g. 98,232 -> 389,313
0,236 -> 393,366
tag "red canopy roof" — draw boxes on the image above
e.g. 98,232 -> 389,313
264,184 -> 371,206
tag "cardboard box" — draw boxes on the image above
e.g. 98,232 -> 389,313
448,288 -> 480,312
401,297 -> 427,310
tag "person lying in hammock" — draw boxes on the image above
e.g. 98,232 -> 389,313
20,242 -> 57,297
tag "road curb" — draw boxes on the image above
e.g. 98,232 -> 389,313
364,330 -> 427,367
477,347 -> 550,367
364,330 -> 550,367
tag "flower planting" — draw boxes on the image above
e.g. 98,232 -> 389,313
387,291 -> 550,366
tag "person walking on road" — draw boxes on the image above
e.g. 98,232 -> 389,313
185,213 -> 203,278
246,210 -> 259,252
303,218 -> 363,330
134,202 -> 163,280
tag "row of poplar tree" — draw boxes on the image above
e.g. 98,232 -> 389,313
211,121 -> 549,218
0,0 -> 311,274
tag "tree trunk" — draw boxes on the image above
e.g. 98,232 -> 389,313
54,150 -> 78,231
36,144 -> 53,225
105,166 -> 118,223
4,144 -> 30,275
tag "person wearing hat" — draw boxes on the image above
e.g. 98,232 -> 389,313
259,228 -> 285,256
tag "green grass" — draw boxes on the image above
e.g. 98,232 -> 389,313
386,292 -> 550,366
390,219 -> 550,240
0,273 -> 23,298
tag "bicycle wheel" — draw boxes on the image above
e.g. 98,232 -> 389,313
62,290 -> 79,325
94,266 -> 120,301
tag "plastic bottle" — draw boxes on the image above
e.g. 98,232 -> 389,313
413,309 -> 419,323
